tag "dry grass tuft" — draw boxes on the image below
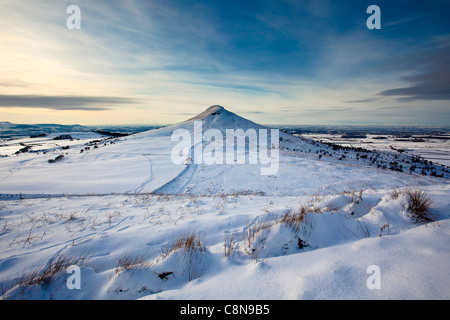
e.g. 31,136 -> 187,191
243,219 -> 274,260
224,234 -> 238,258
114,253 -> 152,275
1,253 -> 89,299
280,206 -> 308,233
26,254 -> 88,289
163,231 -> 207,258
244,204 -> 318,260
162,230 -> 208,281
405,188 -> 434,222
389,189 -> 403,199
245,220 -> 274,248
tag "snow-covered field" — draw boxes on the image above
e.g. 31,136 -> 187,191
1,106 -> 449,300
303,133 -> 450,167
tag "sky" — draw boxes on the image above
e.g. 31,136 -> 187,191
0,0 -> 449,126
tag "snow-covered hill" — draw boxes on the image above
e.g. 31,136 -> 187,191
1,105 -> 447,196
0,106 -> 449,300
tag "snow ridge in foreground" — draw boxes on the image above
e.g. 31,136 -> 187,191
1,185 -> 449,300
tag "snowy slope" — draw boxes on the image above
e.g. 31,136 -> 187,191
0,127 -> 184,195
0,185 -> 449,300
0,106 -> 449,300
1,105 -> 448,196
153,106 -> 450,195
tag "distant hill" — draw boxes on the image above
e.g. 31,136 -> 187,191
0,122 -> 90,138
0,122 -> 159,138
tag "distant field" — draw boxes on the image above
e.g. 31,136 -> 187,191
302,133 -> 450,167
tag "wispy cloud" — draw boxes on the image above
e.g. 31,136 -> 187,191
0,95 -> 137,111
345,98 -> 377,103
377,44 -> 450,101
0,0 -> 448,125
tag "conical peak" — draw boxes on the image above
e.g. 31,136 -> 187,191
179,105 -> 266,132
187,105 -> 228,121
205,105 -> 224,115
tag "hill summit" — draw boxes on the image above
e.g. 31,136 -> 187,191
177,105 -> 267,136
187,105 -> 225,120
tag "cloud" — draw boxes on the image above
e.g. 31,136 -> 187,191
378,70 -> 450,101
327,106 -> 354,112
300,106 -> 354,114
345,98 -> 377,103
241,111 -> 266,114
1,0 -> 449,126
0,95 -> 137,111
376,106 -> 410,111
377,44 -> 450,101
0,80 -> 31,88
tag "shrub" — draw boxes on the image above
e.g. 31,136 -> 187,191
48,155 -> 64,163
406,189 -> 433,221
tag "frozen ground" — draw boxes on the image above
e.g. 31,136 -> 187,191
1,186 -> 449,300
0,106 -> 449,300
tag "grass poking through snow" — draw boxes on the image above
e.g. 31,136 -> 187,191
406,188 -> 434,222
